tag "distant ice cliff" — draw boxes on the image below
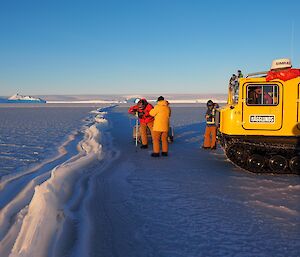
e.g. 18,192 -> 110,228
0,94 -> 46,103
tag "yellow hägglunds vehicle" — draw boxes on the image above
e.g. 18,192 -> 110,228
217,59 -> 300,174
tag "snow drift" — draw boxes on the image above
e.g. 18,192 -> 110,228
9,123 -> 103,257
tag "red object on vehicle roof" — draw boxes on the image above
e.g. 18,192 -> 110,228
266,68 -> 300,82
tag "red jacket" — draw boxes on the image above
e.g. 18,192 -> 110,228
128,103 -> 154,124
266,68 -> 300,81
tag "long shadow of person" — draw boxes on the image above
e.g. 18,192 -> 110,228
174,122 -> 205,146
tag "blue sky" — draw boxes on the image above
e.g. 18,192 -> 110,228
0,0 -> 299,95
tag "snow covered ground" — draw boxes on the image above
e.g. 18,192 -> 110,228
0,107 -> 95,177
0,105 -> 299,257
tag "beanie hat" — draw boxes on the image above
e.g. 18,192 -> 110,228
157,96 -> 164,101
207,100 -> 214,107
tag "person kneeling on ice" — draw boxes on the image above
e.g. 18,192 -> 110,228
128,98 -> 154,149
149,96 -> 171,157
202,100 -> 218,150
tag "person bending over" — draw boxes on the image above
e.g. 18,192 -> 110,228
128,98 -> 154,149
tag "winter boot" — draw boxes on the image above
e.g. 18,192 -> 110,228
151,153 -> 160,157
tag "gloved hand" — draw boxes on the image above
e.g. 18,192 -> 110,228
129,111 -> 137,115
138,111 -> 144,118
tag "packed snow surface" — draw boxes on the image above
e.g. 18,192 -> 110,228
0,104 -> 299,257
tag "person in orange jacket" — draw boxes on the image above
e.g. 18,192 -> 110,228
202,100 -> 218,150
149,96 -> 171,157
128,98 -> 154,149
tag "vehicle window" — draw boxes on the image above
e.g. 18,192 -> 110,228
247,85 -> 278,105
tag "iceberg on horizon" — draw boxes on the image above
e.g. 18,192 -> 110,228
0,93 -> 46,103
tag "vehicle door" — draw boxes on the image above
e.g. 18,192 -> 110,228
242,82 -> 283,130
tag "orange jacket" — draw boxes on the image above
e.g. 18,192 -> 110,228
149,100 -> 171,132
128,103 -> 154,124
